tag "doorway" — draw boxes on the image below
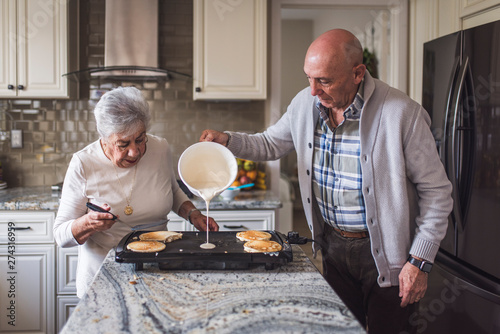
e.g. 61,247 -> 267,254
268,0 -> 408,191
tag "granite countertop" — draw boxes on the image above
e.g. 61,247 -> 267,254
61,246 -> 364,334
191,190 -> 281,210
0,186 -> 281,211
0,186 -> 60,210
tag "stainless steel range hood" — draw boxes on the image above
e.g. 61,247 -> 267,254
64,0 -> 189,81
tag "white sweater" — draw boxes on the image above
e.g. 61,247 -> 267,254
54,135 -> 189,297
227,72 -> 453,287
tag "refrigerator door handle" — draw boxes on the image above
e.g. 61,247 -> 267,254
448,58 -> 470,232
443,58 -> 460,163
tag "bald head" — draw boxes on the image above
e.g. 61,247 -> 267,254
306,29 -> 364,72
303,29 -> 366,111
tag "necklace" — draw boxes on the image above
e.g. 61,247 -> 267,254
112,164 -> 138,215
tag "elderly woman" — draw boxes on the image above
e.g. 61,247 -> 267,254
54,86 -> 218,298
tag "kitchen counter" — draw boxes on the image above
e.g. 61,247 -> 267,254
190,189 -> 281,210
0,186 -> 280,211
0,186 -> 60,210
61,246 -> 364,334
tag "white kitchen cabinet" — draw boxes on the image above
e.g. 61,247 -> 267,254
461,0 -> 500,19
462,0 -> 500,29
0,245 -> 55,334
0,0 -> 69,98
56,296 -> 79,334
0,211 -> 54,244
168,209 -> 275,231
193,0 -> 267,100
57,247 -> 78,294
210,210 -> 274,231
0,211 -> 56,334
166,214 -> 190,231
56,243 -> 79,332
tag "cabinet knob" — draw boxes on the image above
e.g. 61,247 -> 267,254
17,85 -> 24,90
195,87 -> 202,92
7,84 -> 14,90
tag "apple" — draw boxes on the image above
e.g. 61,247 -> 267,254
239,175 -> 251,185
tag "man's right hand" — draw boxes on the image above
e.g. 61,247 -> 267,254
199,129 -> 229,146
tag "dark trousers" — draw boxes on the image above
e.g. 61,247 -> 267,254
322,224 -> 417,334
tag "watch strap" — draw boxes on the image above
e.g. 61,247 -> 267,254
187,208 -> 200,224
407,255 -> 433,273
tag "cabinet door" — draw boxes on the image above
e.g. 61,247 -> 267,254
0,0 -> 17,97
0,211 -> 54,244
16,0 -> 68,98
0,244 -> 55,334
168,210 -> 275,231
193,0 -> 267,100
167,213 -> 193,231
56,296 -> 79,334
57,246 -> 78,294
211,210 -> 275,231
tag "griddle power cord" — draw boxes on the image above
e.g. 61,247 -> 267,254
287,231 -> 314,245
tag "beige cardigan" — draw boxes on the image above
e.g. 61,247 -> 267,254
226,72 -> 453,287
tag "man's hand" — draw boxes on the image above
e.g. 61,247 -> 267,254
399,260 -> 428,307
190,210 -> 219,232
199,129 -> 229,146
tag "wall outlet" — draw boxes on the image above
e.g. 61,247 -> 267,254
11,129 -> 23,149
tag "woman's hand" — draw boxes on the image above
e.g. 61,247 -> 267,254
189,209 -> 219,232
71,203 -> 117,244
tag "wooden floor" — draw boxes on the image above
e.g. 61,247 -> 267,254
292,208 -> 323,274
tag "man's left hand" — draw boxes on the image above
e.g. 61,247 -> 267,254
190,210 -> 219,232
398,261 -> 428,307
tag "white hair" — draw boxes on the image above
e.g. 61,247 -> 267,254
93,86 -> 151,140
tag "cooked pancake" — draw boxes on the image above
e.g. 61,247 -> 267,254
126,240 -> 166,253
139,231 -> 183,242
243,240 -> 282,253
236,230 -> 272,242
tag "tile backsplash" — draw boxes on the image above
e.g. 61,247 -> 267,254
0,0 -> 266,188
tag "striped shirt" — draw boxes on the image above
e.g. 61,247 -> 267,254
312,82 -> 367,232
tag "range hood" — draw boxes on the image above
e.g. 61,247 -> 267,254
64,0 -> 190,81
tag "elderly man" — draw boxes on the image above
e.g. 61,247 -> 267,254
200,29 -> 453,333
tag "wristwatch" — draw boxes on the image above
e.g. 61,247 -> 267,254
407,255 -> 433,273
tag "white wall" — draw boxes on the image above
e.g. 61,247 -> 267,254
281,20 -> 312,112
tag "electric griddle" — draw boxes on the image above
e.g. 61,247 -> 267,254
115,230 -> 294,270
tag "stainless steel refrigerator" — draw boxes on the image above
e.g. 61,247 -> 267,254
419,20 -> 500,333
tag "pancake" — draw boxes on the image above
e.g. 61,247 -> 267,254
243,240 -> 282,253
236,230 -> 272,242
139,231 -> 183,242
126,240 -> 166,253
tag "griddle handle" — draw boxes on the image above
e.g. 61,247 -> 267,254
287,231 -> 313,244
223,225 -> 247,230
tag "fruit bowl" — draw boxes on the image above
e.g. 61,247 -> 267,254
219,188 -> 241,201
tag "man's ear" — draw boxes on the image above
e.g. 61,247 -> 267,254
353,64 -> 366,84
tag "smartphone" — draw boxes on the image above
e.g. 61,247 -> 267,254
86,202 -> 118,220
